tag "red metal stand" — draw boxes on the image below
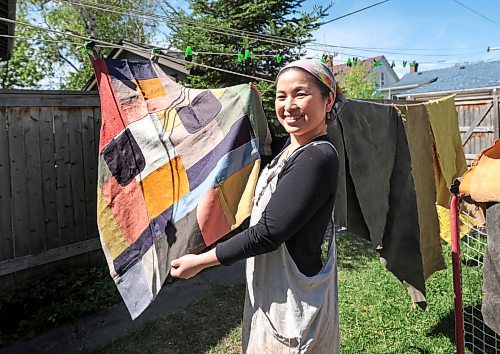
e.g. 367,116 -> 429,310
451,195 -> 465,354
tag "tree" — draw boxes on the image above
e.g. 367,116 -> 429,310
166,0 -> 330,135
0,7 -> 56,88
335,64 -> 381,99
1,0 -> 158,89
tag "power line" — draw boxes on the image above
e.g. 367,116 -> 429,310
452,0 -> 500,27
58,0 -> 300,47
50,0 -> 493,59
0,16 -> 275,83
322,0 -> 390,25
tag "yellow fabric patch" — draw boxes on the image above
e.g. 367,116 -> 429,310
141,156 -> 190,218
437,204 -> 476,243
156,108 -> 182,131
97,188 -> 130,259
217,160 -> 260,229
211,88 -> 226,100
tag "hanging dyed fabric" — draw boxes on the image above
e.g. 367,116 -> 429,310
396,103 -> 446,279
333,100 -> 426,306
93,58 -> 271,319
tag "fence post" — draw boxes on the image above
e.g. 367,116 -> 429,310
451,195 -> 465,354
494,96 -> 500,139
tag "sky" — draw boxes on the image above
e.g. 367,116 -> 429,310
302,0 -> 500,78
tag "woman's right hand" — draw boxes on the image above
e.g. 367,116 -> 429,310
170,254 -> 204,279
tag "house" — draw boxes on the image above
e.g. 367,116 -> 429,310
83,40 -> 190,91
325,55 -> 399,89
380,60 -> 500,100
0,0 -> 16,61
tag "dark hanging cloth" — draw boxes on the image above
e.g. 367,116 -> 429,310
333,100 -> 426,306
482,202 -> 500,335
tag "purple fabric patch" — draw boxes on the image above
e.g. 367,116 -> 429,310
177,91 -> 222,133
128,61 -> 158,81
102,128 -> 146,186
187,116 -> 254,189
113,207 -> 172,275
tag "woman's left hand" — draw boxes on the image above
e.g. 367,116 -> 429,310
170,254 -> 204,279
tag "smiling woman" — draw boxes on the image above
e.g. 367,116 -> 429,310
170,59 -> 347,353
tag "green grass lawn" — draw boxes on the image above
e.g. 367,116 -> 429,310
93,232 -> 484,354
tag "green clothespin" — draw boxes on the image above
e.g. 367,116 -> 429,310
403,61 -> 407,68
82,37 -> 96,54
244,49 -> 251,61
353,57 -> 358,66
237,52 -> 244,63
185,46 -> 193,62
391,60 -> 396,68
409,60 -> 416,67
347,57 -> 352,67
275,53 -> 282,64
321,54 -> 327,63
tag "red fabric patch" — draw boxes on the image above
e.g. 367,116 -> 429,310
93,59 -> 130,153
197,188 -> 231,246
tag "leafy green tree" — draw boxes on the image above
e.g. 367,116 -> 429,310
0,8 -> 56,88
336,64 -> 381,99
166,0 -> 330,134
2,0 -> 158,89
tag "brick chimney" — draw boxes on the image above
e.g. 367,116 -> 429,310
410,62 -> 419,73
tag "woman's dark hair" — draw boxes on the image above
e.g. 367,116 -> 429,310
276,67 -> 331,99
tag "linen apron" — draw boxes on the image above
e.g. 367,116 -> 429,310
242,141 -> 340,354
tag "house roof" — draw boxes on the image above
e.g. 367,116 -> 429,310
331,55 -> 384,74
83,40 -> 189,90
382,60 -> 500,94
0,0 -> 16,61
329,55 -> 399,82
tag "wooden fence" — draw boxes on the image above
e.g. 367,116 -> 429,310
0,90 -> 101,289
0,91 -> 498,289
455,95 -> 500,164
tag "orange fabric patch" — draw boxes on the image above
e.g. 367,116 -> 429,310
136,78 -> 166,100
101,177 -> 150,245
197,187 -> 232,246
141,157 -> 190,218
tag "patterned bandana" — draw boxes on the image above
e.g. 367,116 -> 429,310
278,59 -> 347,107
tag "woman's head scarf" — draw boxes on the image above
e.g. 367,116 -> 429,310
278,59 -> 348,112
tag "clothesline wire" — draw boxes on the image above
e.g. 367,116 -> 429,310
55,0 -> 489,57
56,0 -> 300,48
0,21 -> 483,67
59,0 -> 300,46
0,16 -> 275,83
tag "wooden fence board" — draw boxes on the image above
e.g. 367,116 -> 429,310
24,107 -> 46,254
81,107 -> 98,239
0,107 -> 13,261
68,108 -> 88,243
0,238 -> 101,276
53,108 -> 75,246
9,108 -> 31,257
39,107 -> 60,250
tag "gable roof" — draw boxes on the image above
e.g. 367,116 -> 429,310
329,55 -> 399,82
0,0 -> 16,61
83,40 -> 189,91
382,60 -> 500,94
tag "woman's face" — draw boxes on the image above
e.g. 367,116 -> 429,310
275,69 -> 334,143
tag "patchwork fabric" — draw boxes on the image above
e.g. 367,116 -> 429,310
93,58 -> 271,319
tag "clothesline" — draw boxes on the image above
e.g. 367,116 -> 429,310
56,0 -> 486,58
0,16 -> 275,83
